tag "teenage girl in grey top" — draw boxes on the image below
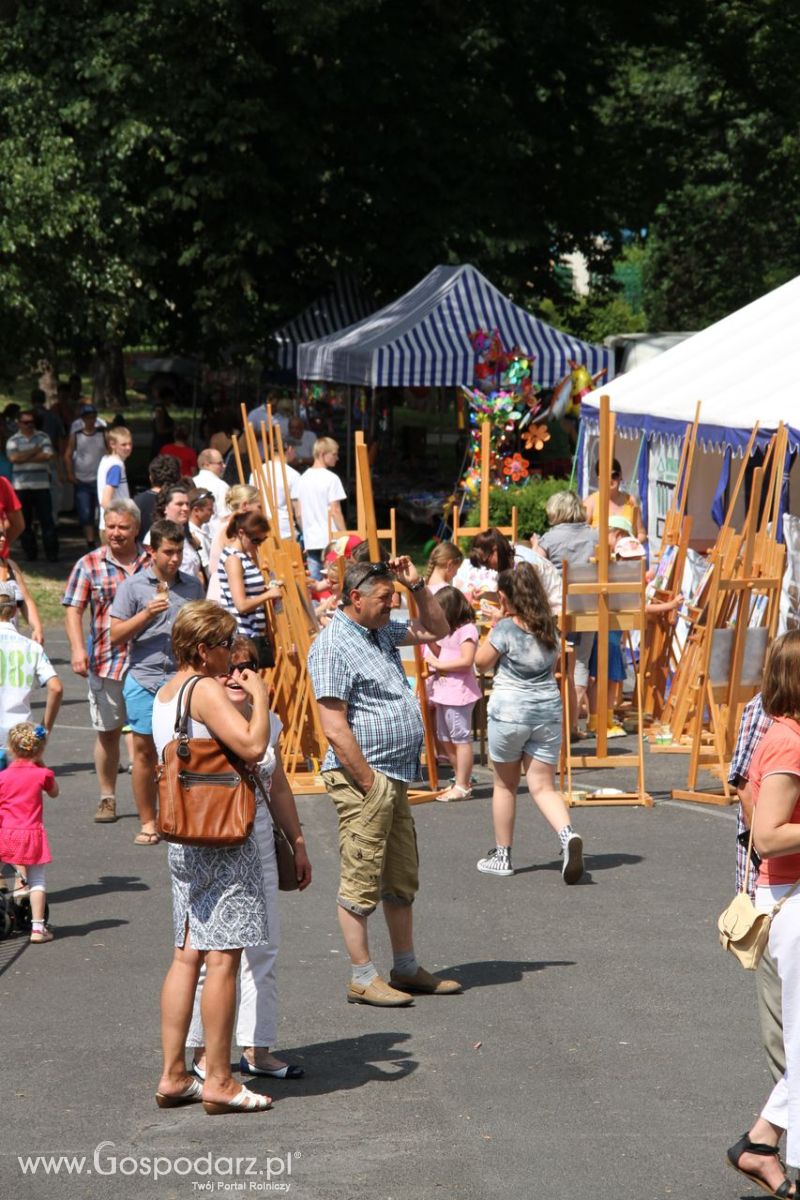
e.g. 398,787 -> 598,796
474,562 -> 584,883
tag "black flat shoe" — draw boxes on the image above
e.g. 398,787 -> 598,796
239,1055 -> 304,1079
727,1132 -> 795,1198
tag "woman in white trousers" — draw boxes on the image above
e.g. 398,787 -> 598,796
187,638 -> 311,1084
728,631 -> 800,1198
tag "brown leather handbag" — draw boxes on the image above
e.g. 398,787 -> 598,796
156,676 -> 256,848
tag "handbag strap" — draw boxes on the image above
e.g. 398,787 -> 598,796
173,675 -> 203,737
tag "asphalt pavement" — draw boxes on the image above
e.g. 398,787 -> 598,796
0,627 -> 774,1200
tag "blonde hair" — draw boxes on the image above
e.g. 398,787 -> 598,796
226,484 -> 259,514
545,490 -> 586,526
106,426 -> 132,447
171,601 -> 237,668
313,437 -> 338,459
8,722 -> 46,759
425,541 -> 463,581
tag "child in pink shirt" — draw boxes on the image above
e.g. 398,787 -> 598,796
423,586 -> 482,802
0,722 -> 59,943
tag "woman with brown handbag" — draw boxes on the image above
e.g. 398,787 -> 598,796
186,635 -> 312,1084
152,601 -> 273,1116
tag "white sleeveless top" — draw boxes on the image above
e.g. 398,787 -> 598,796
152,682 -> 283,800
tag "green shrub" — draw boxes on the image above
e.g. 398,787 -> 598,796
464,475 -> 571,540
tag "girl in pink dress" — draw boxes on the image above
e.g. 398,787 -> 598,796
423,587 -> 482,802
0,723 -> 59,943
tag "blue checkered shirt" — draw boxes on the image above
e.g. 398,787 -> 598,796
729,693 -> 773,898
308,609 -> 423,782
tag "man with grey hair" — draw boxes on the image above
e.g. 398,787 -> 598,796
62,498 -> 149,823
308,555 -> 461,1006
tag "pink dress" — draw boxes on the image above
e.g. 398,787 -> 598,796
0,760 -> 54,865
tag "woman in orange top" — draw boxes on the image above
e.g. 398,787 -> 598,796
583,458 -> 646,543
728,631 -> 800,1197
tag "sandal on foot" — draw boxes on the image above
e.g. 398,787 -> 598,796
156,1078 -> 203,1108
30,927 -> 54,944
436,784 -> 473,803
203,1086 -> 272,1115
727,1132 -> 795,1198
134,830 -> 161,846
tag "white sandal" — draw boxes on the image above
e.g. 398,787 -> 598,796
436,784 -> 473,803
203,1086 -> 272,1115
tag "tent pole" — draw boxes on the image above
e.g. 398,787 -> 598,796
346,385 -> 353,489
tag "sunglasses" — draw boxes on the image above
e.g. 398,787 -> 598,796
18,418 -> 34,426
209,633 -> 236,650
193,491 -> 214,504
350,562 -> 393,591
230,659 -> 258,674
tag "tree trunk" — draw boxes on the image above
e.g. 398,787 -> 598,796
92,343 -> 127,408
37,353 -> 59,406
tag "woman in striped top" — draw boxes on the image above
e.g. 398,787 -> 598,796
218,512 -> 282,653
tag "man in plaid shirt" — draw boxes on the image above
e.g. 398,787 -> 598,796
309,556 -> 463,1008
728,691 -> 784,1085
63,499 -> 148,823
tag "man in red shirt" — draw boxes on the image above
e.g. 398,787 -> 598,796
0,476 -> 24,559
159,422 -> 197,477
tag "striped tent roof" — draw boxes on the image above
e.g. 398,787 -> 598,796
296,263 -> 612,388
268,276 -> 373,371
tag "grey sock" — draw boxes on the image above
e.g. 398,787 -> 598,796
392,950 -> 419,977
558,825 -> 576,850
351,961 -> 378,987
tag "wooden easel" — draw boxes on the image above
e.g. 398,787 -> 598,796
669,428 -> 786,804
236,406 -> 329,795
561,395 -> 651,806
639,405 -> 700,722
329,431 -> 397,555
451,421 -> 519,544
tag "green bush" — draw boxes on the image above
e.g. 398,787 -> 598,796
464,475 -> 571,540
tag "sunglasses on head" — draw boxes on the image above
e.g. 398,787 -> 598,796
350,562 -> 393,591
230,659 -> 258,674
193,491 -> 214,504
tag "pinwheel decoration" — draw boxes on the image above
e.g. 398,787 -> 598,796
522,424 -> 551,452
502,453 -> 529,483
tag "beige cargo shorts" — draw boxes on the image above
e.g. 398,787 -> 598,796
322,767 -> 419,916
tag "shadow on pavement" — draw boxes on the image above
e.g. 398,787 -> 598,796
49,875 -> 149,904
50,918 -> 129,939
441,959 -> 574,989
514,851 -> 643,877
229,1031 -> 418,1100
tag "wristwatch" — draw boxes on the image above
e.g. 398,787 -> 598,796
409,578 -> 426,594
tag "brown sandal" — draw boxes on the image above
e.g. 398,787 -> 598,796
134,831 -> 161,846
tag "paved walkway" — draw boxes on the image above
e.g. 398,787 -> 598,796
0,628 -> 773,1199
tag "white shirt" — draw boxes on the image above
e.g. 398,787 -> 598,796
248,463 -> 301,539
296,466 -> 346,551
0,623 -> 57,748
192,468 -> 229,520
97,453 -> 130,530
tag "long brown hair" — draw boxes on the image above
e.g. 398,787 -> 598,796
496,564 -> 558,651
470,528 -> 514,571
434,585 -> 475,633
762,631 -> 800,719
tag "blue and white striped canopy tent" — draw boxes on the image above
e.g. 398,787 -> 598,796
296,263 -> 612,388
579,274 -> 800,548
268,276 -> 373,373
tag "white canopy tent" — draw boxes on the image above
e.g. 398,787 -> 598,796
579,275 -> 800,548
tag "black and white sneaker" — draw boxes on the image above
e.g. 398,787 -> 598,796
477,848 -> 514,877
561,833 -> 584,884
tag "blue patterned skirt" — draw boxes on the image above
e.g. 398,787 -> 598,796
167,831 -> 269,951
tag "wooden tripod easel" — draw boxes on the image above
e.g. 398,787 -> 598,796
451,421 -> 519,544
561,395 -> 651,806
235,405 -> 329,795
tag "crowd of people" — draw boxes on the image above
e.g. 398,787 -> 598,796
0,395 -> 703,1119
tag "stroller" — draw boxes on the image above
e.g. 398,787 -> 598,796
0,868 -> 47,939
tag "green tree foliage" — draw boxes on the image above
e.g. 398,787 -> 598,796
602,1 -> 800,328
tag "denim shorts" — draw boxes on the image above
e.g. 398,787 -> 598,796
74,480 -> 98,528
122,674 -> 157,735
487,715 -> 562,766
